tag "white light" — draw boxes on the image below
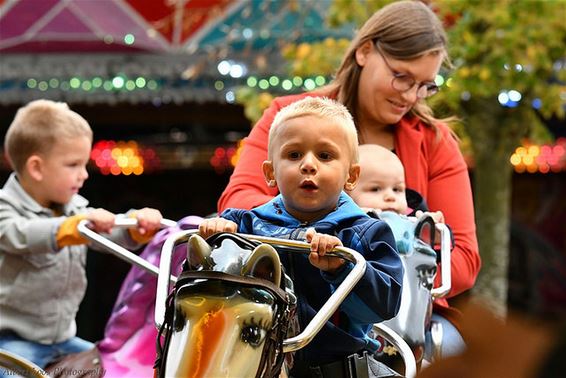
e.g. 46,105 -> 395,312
242,28 -> 253,39
304,78 -> 316,90
229,64 -> 245,78
225,91 -> 235,103
508,90 -> 522,102
498,92 -> 509,105
217,60 -> 231,75
514,64 -> 523,72
112,77 -> 125,88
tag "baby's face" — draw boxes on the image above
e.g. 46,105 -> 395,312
265,115 -> 358,222
33,136 -> 91,208
348,155 -> 408,214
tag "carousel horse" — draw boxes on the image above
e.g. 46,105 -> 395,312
71,218 -> 410,378
154,232 -> 296,378
373,211 -> 451,369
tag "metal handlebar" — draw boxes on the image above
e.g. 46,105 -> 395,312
154,230 -> 367,353
431,223 -> 451,298
372,323 -> 417,378
77,218 -> 177,284
0,350 -> 50,378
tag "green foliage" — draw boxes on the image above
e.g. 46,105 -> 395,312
432,0 -> 566,130
238,0 -> 566,147
282,38 -> 351,77
326,0 -> 390,26
235,87 -> 274,125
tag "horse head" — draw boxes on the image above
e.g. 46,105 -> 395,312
157,232 -> 293,378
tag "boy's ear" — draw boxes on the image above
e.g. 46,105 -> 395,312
262,160 -> 277,187
355,40 -> 374,67
344,163 -> 360,191
25,155 -> 44,181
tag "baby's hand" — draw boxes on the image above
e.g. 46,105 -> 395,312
305,228 -> 345,273
87,208 -> 116,234
198,218 -> 238,239
135,207 -> 163,236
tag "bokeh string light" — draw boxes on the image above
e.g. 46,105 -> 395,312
510,138 -> 566,174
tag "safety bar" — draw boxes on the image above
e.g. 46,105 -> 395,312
77,218 -> 177,284
0,350 -> 50,378
430,223 -> 451,298
372,323 -> 417,378
155,230 -> 366,353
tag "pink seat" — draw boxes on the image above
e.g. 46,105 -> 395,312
97,216 -> 203,377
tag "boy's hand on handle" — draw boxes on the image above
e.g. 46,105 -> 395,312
305,228 -> 345,273
135,207 -> 163,236
87,208 -> 116,234
198,218 -> 238,239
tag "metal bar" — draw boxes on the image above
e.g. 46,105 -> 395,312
372,323 -> 417,378
0,350 -> 50,378
431,223 -> 451,298
77,218 -> 177,284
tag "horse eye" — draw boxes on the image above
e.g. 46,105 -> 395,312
241,325 -> 266,348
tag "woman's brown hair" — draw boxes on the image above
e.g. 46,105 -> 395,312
325,0 -> 452,130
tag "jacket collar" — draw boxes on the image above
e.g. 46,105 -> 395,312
3,172 -> 88,215
253,192 -> 367,227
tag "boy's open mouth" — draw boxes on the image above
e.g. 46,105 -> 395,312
300,181 -> 318,190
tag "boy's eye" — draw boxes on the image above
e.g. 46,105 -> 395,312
370,186 -> 381,192
318,152 -> 332,160
288,151 -> 301,159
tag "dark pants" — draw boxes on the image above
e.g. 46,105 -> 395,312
290,352 -> 401,378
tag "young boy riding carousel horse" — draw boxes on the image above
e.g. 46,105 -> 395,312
199,96 -> 404,377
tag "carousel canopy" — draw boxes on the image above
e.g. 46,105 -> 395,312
0,0 -> 355,105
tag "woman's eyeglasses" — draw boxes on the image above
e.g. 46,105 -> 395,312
375,43 -> 439,99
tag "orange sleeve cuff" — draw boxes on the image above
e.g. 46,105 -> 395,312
56,214 -> 89,248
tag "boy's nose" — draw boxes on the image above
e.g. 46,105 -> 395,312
300,154 -> 317,174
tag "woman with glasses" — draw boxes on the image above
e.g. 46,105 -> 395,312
218,0 -> 480,366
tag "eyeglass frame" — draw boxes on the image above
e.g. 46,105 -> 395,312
373,40 -> 440,99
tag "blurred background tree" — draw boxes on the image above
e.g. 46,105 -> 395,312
237,0 -> 566,317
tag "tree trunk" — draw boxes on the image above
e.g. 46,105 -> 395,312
465,99 -> 524,318
472,141 -> 512,318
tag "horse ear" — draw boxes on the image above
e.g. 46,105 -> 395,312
187,234 -> 213,269
242,244 -> 281,287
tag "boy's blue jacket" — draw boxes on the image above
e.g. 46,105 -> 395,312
220,192 -> 403,364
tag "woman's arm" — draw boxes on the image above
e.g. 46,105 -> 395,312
426,126 -> 481,298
